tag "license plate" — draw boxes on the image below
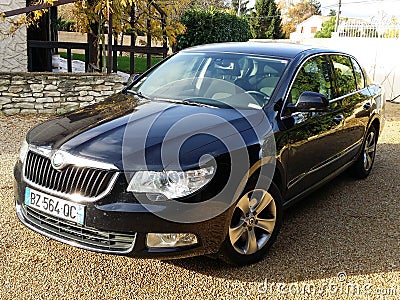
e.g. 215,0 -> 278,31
24,187 -> 85,225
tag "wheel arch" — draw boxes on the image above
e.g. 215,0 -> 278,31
239,157 -> 286,200
370,117 -> 380,137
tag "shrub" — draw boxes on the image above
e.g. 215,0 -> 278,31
56,18 -> 76,32
315,16 -> 336,38
176,9 -> 250,51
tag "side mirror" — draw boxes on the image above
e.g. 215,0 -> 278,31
289,91 -> 329,112
124,74 -> 142,86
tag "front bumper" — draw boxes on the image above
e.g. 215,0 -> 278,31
14,161 -> 231,259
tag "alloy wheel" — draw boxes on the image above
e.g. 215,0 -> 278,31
229,189 -> 276,255
363,131 -> 376,171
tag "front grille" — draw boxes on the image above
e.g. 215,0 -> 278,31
22,205 -> 136,253
24,151 -> 116,198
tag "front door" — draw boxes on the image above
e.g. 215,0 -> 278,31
283,54 -> 346,199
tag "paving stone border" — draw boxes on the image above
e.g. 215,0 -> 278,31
0,72 -> 125,115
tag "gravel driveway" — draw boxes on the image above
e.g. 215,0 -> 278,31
1,103 -> 399,300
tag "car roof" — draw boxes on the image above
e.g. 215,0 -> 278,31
182,42 -> 337,59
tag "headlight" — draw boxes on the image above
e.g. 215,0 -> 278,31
19,140 -> 29,162
127,166 -> 215,199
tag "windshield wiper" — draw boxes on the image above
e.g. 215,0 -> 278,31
153,97 -> 217,108
126,90 -> 151,100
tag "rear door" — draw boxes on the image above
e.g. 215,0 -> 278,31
329,54 -> 373,163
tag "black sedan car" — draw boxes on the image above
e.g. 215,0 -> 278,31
14,43 -> 385,265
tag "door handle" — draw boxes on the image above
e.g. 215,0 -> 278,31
363,102 -> 371,110
333,114 -> 344,124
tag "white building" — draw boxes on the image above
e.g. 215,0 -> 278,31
290,15 -> 331,41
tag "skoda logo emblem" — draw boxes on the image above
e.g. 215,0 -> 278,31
51,151 -> 65,170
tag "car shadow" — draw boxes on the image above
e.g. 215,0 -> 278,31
164,142 -> 400,284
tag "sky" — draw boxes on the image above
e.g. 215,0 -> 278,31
247,0 -> 400,20
318,0 -> 400,19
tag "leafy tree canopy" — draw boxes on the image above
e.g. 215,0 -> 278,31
1,0 -> 190,45
250,0 -> 284,39
232,0 -> 250,16
314,16 -> 335,38
280,0 -> 321,38
189,0 -> 228,10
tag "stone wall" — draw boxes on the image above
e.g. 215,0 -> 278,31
0,72 -> 125,115
0,0 -> 27,72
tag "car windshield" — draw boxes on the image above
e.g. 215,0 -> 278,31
127,52 -> 288,109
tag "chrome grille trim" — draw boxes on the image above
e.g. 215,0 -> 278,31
27,145 -> 118,171
17,204 -> 136,254
23,148 -> 120,202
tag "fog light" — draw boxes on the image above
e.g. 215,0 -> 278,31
146,233 -> 198,248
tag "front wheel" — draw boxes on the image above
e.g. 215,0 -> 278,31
349,126 -> 377,179
218,182 -> 283,265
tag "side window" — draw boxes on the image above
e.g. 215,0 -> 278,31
289,55 -> 333,104
351,58 -> 365,90
331,55 -> 357,97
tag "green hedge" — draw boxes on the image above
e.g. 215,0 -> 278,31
176,9 -> 250,51
56,18 -> 76,32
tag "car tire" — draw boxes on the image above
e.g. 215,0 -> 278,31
218,180 -> 283,265
349,125 -> 378,179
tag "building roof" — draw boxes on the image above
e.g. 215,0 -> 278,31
296,15 -> 332,28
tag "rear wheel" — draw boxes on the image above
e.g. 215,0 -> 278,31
350,126 -> 377,179
219,182 -> 283,265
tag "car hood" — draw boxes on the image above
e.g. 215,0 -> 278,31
27,93 -> 266,170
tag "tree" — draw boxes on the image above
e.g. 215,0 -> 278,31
329,9 -> 336,16
280,0 -> 321,38
72,0 -> 189,46
308,0 -> 321,15
1,0 -> 189,46
176,8 -> 250,50
189,0 -> 227,10
58,3 -> 76,21
314,16 -> 335,38
1,0 -> 191,70
250,0 -> 284,39
232,0 -> 250,16
0,6 -> 44,37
